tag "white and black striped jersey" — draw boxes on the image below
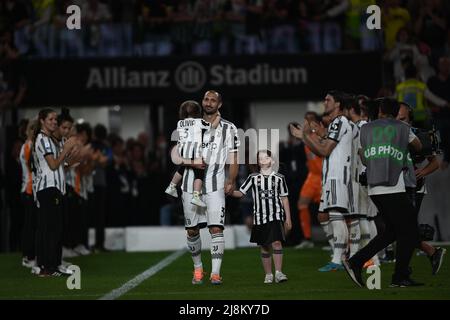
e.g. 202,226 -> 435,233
177,118 -> 211,159
34,132 -> 66,195
239,172 -> 289,226
182,118 -> 240,193
323,115 -> 353,186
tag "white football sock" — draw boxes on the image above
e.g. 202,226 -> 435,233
329,212 -> 348,265
187,234 -> 202,269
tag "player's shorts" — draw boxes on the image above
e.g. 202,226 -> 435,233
347,181 -> 359,215
358,184 -> 369,217
318,178 -> 349,214
367,196 -> 378,218
182,190 -> 225,229
299,173 -> 321,203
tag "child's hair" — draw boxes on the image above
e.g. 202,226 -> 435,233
57,107 -> 74,126
256,149 -> 273,170
179,100 -> 202,119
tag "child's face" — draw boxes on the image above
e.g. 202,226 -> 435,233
258,152 -> 273,169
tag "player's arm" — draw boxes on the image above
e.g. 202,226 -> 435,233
225,151 -> 239,195
416,155 -> 439,180
408,130 -> 422,153
358,148 -> 367,166
303,133 -> 337,157
231,190 -> 244,198
44,137 -> 75,170
281,196 -> 292,232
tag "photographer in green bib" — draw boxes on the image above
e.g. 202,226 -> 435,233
343,98 -> 424,288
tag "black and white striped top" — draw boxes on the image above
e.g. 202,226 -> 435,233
34,132 -> 66,195
182,118 -> 240,193
239,172 -> 289,226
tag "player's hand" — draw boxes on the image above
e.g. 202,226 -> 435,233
284,218 -> 292,233
289,123 -> 303,139
224,179 -> 236,195
302,120 -> 312,135
310,121 -> 326,137
415,168 -> 426,180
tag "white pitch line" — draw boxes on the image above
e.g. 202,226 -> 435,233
99,248 -> 187,300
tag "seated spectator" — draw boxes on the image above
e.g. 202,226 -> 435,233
427,56 -> 450,168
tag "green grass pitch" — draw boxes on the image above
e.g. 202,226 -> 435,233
0,247 -> 448,300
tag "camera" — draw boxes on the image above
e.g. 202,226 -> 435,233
410,126 -> 441,163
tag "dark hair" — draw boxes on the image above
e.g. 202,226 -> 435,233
342,95 -> 361,116
179,100 -> 202,119
399,101 -> 414,122
404,63 -> 417,79
327,90 -> 346,110
76,122 -> 92,143
305,111 -> 321,122
365,99 -> 380,121
31,108 -> 56,171
379,98 -> 400,118
94,123 -> 107,141
57,107 -> 74,126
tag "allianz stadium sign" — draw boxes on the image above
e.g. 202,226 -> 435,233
85,62 -> 308,92
19,53 -> 381,105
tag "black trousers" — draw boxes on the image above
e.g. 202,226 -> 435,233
93,186 -> 106,249
65,186 -> 84,248
349,192 -> 420,282
21,193 -> 37,260
36,187 -> 63,271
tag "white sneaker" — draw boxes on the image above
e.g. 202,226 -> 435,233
264,274 -> 273,284
191,193 -> 207,208
22,258 -> 36,268
61,260 -> 72,267
74,244 -> 91,256
275,271 -> 288,283
295,240 -> 314,249
57,264 -> 74,275
165,185 -> 178,198
31,266 -> 41,275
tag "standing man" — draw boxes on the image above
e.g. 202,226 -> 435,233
291,90 -> 353,271
172,91 -> 240,285
397,102 -> 446,275
343,98 -> 423,288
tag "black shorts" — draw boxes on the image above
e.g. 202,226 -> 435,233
250,220 -> 286,246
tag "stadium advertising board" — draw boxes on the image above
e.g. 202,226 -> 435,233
18,53 -> 381,105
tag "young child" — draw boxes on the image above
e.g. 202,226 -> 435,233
232,150 -> 292,283
165,100 -> 220,207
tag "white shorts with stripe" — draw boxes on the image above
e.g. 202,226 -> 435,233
348,181 -> 359,215
182,190 -> 225,229
358,184 -> 370,217
367,196 -> 378,218
319,178 -> 349,213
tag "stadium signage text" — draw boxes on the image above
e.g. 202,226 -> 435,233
20,53 -> 382,104
85,63 -> 307,91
